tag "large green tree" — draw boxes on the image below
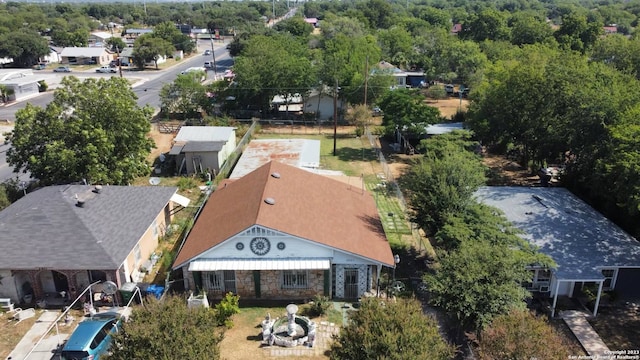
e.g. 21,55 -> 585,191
330,297 -> 455,360
106,295 -> 224,360
0,30 -> 49,67
400,132 -> 486,234
160,72 -> 208,118
377,89 -> 442,139
132,34 -> 174,69
7,77 -> 154,185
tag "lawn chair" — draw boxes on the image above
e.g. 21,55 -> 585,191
12,308 -> 36,325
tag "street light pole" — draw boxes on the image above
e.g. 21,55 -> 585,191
209,36 -> 217,80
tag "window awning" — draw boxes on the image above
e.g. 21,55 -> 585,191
188,259 -> 331,271
170,193 -> 191,208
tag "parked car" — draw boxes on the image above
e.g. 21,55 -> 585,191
34,63 -> 47,70
54,66 -> 72,73
96,66 -> 117,73
60,313 -> 121,360
204,61 -> 214,69
204,49 -> 212,56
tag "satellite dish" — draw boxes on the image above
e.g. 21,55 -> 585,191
149,177 -> 161,186
102,281 -> 118,295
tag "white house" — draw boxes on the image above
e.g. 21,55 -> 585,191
173,161 -> 395,300
0,69 -> 44,102
475,186 -> 640,317
169,126 -> 236,175
60,47 -> 112,65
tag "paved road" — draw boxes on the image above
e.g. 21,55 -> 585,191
0,40 -> 233,183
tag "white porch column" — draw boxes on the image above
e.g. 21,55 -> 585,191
376,265 -> 382,297
593,281 -> 604,317
551,279 -> 561,318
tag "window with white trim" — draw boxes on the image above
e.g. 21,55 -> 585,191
282,270 -> 308,289
204,271 -> 223,291
602,269 -> 616,290
536,269 -> 551,284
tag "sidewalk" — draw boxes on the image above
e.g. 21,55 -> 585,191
7,310 -> 69,360
561,310 -> 610,357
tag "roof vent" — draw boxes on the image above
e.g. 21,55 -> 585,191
93,185 -> 103,193
76,200 -> 85,208
264,197 -> 276,205
271,172 -> 281,179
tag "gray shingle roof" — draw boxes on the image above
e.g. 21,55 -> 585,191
475,186 -> 640,280
0,185 -> 177,270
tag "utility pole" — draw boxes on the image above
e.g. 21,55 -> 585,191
116,46 -> 123,78
209,32 -> 218,80
364,55 -> 369,107
333,78 -> 338,156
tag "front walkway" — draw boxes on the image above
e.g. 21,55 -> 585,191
561,310 -> 610,357
7,310 -> 68,360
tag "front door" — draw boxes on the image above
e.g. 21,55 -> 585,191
224,271 -> 236,293
52,271 -> 69,293
344,269 -> 358,299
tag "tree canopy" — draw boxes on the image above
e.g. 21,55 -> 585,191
330,297 -> 455,360
106,295 -> 224,360
7,77 -> 154,185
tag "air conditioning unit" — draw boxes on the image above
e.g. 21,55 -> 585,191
539,286 -> 550,293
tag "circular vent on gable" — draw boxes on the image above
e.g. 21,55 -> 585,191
264,197 -> 276,205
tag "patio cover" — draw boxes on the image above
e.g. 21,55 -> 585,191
188,258 -> 331,271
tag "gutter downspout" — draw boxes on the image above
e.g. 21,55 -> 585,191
551,279 -> 561,318
593,281 -> 604,317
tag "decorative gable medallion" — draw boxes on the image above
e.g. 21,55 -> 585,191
236,242 -> 244,251
250,237 -> 271,256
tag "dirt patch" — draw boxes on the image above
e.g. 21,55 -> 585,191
426,97 -> 469,119
148,123 -> 176,163
483,153 -> 539,186
589,303 -> 640,350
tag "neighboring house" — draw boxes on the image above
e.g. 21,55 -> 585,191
89,31 -> 113,46
42,46 -> 62,64
374,61 -> 426,89
475,186 -> 640,317
603,26 -> 618,34
304,17 -> 319,27
60,47 -> 112,65
451,23 -> 462,34
304,89 -> 342,120
0,184 -> 188,305
118,47 -> 134,65
0,69 -> 44,102
272,94 -> 303,113
173,161 -> 395,300
229,139 -> 320,179
169,126 -> 236,175
425,122 -> 464,136
124,28 -> 154,39
0,57 -> 13,67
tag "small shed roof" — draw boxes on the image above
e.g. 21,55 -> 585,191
174,126 -> 235,142
91,31 -> 113,40
475,186 -> 640,281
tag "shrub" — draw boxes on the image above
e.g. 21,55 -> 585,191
177,176 -> 197,191
308,295 -> 331,317
214,292 -> 240,328
38,80 -> 48,92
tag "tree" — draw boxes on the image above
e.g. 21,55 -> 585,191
509,12 -> 554,46
133,34 -> 174,69
160,71 -> 208,118
232,34 -> 315,113
377,89 -> 441,139
0,184 -> 10,210
0,30 -> 49,67
0,84 -> 15,104
554,13 -> 603,53
106,37 -> 127,53
426,85 -> 447,102
377,26 -> 414,70
425,240 -> 533,331
344,104 -> 370,136
330,297 -> 455,360
106,295 -> 224,360
460,9 -> 511,42
152,21 -> 196,54
274,17 -> 314,37
400,135 -> 486,234
470,309 -> 570,359
6,77 -> 154,185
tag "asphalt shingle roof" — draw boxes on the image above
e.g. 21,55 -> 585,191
0,185 -> 177,270
475,186 -> 640,280
173,161 -> 395,268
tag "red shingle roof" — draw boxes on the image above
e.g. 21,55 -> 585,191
173,161 -> 395,268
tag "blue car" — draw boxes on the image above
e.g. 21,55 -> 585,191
60,313 -> 121,360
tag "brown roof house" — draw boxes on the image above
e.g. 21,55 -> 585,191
173,161 -> 395,300
0,185 -> 187,306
